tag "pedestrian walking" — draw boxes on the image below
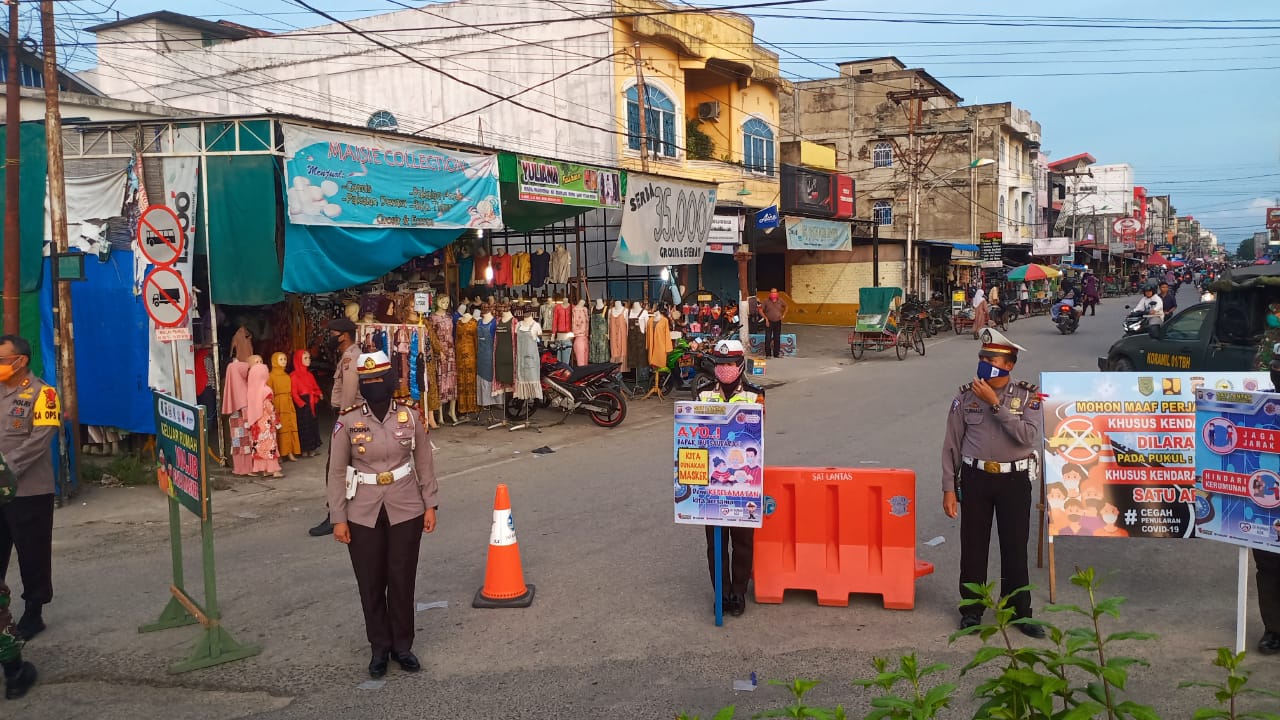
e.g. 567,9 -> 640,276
327,351 -> 438,678
940,329 -> 1045,637
697,340 -> 763,617
970,286 -> 988,339
1017,282 -> 1029,316
759,288 -> 787,358
310,318 -> 363,537
0,335 -> 59,642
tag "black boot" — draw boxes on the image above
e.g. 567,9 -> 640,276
15,605 -> 44,642
4,661 -> 37,700
308,517 -> 333,537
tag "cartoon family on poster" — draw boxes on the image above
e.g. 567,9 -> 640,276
1043,459 -> 1130,537
708,445 -> 763,487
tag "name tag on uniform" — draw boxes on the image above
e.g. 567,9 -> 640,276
397,410 -> 409,424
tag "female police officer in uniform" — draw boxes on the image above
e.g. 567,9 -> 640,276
327,351 -> 438,678
940,329 -> 1045,637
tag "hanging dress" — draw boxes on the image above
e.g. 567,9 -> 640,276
514,321 -> 544,400
647,314 -> 673,369
493,318 -> 517,394
539,302 -> 555,333
429,312 -> 458,402
222,360 -> 253,475
609,309 -> 629,372
289,349 -> 322,454
589,310 -> 610,364
626,311 -> 646,373
475,317 -> 498,406
267,353 -> 300,458
455,319 -> 480,415
246,363 -> 281,475
425,323 -> 442,412
571,304 -> 589,366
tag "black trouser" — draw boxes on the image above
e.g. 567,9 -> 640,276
348,508 -> 424,656
765,321 -> 782,357
958,465 -> 1032,619
1256,549 -> 1280,633
0,494 -> 55,607
705,526 -> 754,598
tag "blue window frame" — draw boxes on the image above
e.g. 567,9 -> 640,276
626,84 -> 677,158
742,118 -> 774,176
873,200 -> 893,226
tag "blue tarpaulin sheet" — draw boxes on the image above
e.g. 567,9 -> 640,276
282,223 -> 463,293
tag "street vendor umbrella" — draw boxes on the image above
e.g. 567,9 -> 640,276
1146,252 -> 1171,266
1006,263 -> 1061,282
1170,260 -> 1185,267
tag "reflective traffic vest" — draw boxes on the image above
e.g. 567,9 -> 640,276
698,389 -> 762,404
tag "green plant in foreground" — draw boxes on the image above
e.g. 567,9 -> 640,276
853,654 -> 954,720
1179,647 -> 1280,720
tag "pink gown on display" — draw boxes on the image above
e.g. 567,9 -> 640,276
571,304 -> 589,365
245,363 -> 281,475
221,360 -> 254,476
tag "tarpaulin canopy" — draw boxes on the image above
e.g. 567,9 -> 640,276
205,155 -> 284,305
0,122 -> 49,292
283,223 -> 463,293
1145,252 -> 1171,266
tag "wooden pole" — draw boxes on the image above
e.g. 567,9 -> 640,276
41,0 -> 81,478
4,0 -> 21,334
632,42 -> 649,174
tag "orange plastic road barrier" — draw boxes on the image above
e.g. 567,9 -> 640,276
473,484 -> 535,609
754,467 -> 934,610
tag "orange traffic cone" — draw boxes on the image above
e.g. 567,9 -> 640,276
473,484 -> 535,608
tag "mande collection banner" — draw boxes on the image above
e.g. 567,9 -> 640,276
514,155 -> 622,209
784,217 -> 852,252
1040,371 -> 1269,539
282,123 -> 502,230
1194,388 -> 1280,552
674,401 -> 764,528
613,174 -> 716,267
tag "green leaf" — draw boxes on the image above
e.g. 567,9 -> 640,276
1044,602 -> 1087,615
1095,596 -> 1126,619
1086,681 -> 1108,705
1101,665 -> 1129,689
712,707 -> 737,720
1192,709 -> 1230,720
1179,680 -> 1220,690
962,646 -> 1008,674
1106,631 -> 1158,643
1060,702 -> 1107,720
1115,700 -> 1161,720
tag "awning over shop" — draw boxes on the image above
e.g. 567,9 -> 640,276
206,155 -> 284,305
283,223 -> 463,293
496,153 -> 626,232
951,243 -> 980,252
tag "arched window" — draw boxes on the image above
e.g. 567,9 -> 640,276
998,196 -> 1006,223
872,200 -> 893,226
367,110 -> 398,131
872,141 -> 893,168
743,118 -> 775,176
626,84 -> 677,158
1012,199 -> 1020,228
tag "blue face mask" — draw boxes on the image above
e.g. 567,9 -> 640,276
977,359 -> 1011,380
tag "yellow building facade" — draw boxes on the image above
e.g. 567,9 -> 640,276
611,0 -> 785,205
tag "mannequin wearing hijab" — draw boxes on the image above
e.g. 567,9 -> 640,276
246,363 -> 283,477
290,349 -> 323,456
269,352 -> 301,461
222,359 -> 253,476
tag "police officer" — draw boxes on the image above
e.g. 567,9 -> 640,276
327,351 -> 438,678
697,340 -> 763,617
0,335 -> 60,642
309,318 -> 364,537
940,329 -> 1045,637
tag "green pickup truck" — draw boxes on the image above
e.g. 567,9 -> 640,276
1098,265 -> 1280,372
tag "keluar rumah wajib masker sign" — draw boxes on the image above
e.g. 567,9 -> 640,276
1040,372 -> 1270,540
613,174 -> 716,266
1194,388 -> 1280,553
282,123 -> 502,230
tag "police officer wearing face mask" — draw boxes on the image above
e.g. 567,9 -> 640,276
940,329 -> 1045,638
309,318 -> 364,537
328,351 -> 438,678
0,335 -> 60,643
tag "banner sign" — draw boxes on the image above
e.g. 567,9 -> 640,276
755,205 -> 780,230
148,159 -> 198,401
514,155 -> 622,209
1040,371 -> 1269,539
784,217 -> 852,252
282,123 -> 501,230
980,232 -> 1003,267
1194,388 -> 1280,552
1268,207 -> 1280,230
613,174 -> 716,266
1032,237 -> 1070,256
674,401 -> 765,528
153,391 -> 207,520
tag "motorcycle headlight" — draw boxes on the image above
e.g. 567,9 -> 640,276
1201,292 -> 1215,302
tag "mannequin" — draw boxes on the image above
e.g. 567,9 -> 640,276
627,302 -> 648,382
539,296 -> 555,334
268,352 -> 301,461
572,299 -> 589,366
455,310 -> 479,416
221,359 -> 253,475
230,327 -> 254,363
647,308 -> 673,370
423,321 -> 442,429
429,296 -> 458,425
290,349 -> 323,456
515,315 -> 544,401
476,309 -> 498,408
246,362 -> 283,477
344,302 -> 361,323
590,298 -> 610,363
609,300 -> 628,371
554,297 -> 573,364
493,308 -> 517,400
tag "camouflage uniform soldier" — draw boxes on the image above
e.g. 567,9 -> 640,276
1,580 -> 37,699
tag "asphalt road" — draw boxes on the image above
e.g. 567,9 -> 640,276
9,283 -> 1280,719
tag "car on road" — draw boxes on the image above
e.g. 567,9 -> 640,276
1098,265 -> 1280,372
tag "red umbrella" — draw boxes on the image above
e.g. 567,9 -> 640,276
1170,260 -> 1185,267
1145,252 -> 1170,266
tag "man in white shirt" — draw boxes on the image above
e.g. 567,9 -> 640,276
1135,286 -> 1164,326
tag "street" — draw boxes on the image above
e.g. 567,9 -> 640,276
4,284 -> 1275,719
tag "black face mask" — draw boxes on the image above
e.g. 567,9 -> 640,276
326,333 -> 342,351
360,377 -> 392,403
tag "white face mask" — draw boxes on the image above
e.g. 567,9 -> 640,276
1062,478 -> 1081,492
1048,497 -> 1066,510
1102,513 -> 1119,525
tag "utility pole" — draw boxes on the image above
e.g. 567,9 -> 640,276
41,0 -> 80,477
4,0 -> 20,333
632,42 -> 649,174
887,79 -> 943,294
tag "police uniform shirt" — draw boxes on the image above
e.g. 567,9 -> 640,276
0,375 -> 60,497
331,344 -> 364,411
326,400 -> 437,528
940,380 -> 1043,492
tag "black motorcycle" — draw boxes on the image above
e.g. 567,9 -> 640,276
1053,302 -> 1080,334
506,341 -> 627,427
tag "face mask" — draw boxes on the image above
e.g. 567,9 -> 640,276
1048,497 -> 1066,510
977,360 -> 1010,380
1067,513 -> 1081,523
360,378 -> 392,403
326,334 -> 341,351
769,293 -> 778,301
1102,513 -> 1119,525
0,365 -> 13,383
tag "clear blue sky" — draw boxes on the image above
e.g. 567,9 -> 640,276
45,0 -> 1280,251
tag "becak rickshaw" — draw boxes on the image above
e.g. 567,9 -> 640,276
847,287 -> 921,360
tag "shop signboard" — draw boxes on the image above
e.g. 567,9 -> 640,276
755,205 -> 780,230
673,401 -> 764,529
1265,207 -> 1280,230
282,123 -> 501,230
614,174 -> 716,267
1040,371 -> 1269,540
513,155 -> 622,209
784,217 -> 852,252
707,213 -> 740,254
154,392 -> 207,519
980,232 -> 1003,268
1031,237 -> 1070,256
1194,388 -> 1280,553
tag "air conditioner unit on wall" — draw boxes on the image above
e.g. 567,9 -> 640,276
697,101 -> 721,122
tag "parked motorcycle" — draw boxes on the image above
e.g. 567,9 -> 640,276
505,341 -> 627,427
1054,302 -> 1080,334
659,334 -> 716,396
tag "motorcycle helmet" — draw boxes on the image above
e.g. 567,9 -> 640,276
711,339 -> 746,385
